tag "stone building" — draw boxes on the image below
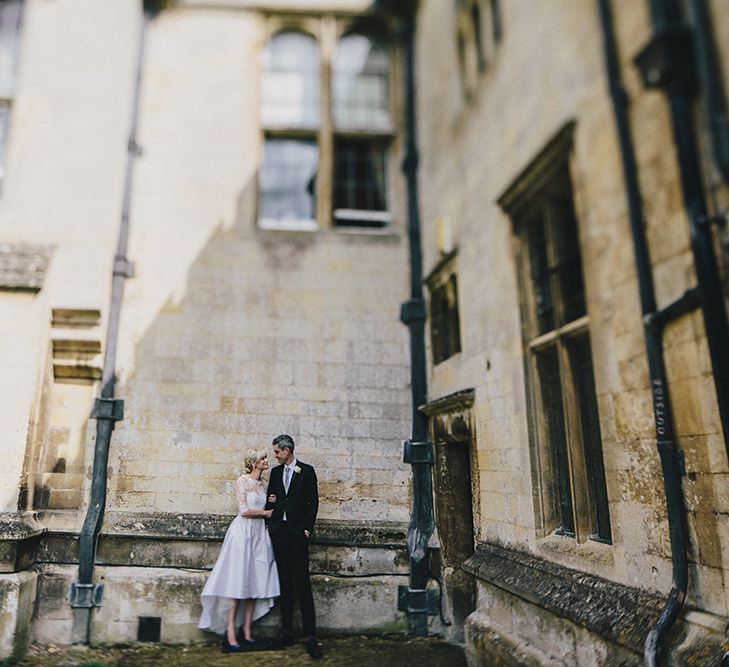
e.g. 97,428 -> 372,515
0,0 -> 425,657
413,0 -> 729,665
1,0 -> 729,666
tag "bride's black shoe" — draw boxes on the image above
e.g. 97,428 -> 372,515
221,637 -> 243,653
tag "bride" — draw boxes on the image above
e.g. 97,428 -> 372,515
198,448 -> 280,652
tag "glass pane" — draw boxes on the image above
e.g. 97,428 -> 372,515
447,274 -> 462,357
490,0 -> 503,42
430,283 -> 447,365
430,275 -> 461,365
526,214 -> 554,335
0,103 -> 9,178
333,34 -> 390,131
333,138 -> 387,217
0,1 -> 21,99
536,346 -> 574,536
569,335 -> 611,542
548,194 -> 586,325
471,3 -> 486,70
262,31 -> 319,129
259,138 -> 318,228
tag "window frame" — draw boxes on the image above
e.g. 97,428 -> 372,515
259,28 -> 321,231
257,17 -> 397,232
500,123 -> 612,545
455,0 -> 502,100
426,251 -> 463,366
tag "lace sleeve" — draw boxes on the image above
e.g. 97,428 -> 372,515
236,477 -> 250,514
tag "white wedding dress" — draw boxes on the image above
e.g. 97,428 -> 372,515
198,476 -> 280,635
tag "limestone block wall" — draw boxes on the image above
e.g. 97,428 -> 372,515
31,515 -> 416,645
0,0 -> 141,513
0,293 -> 48,511
0,570 -> 37,660
415,0 -> 729,658
0,0 -> 137,307
107,5 -> 413,523
1,0 -> 415,654
110,227 -> 412,520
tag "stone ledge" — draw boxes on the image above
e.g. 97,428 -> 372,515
34,514 -> 409,571
462,540 -> 664,654
0,513 -> 46,573
99,512 -> 408,546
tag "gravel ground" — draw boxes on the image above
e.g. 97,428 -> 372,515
9,635 -> 467,667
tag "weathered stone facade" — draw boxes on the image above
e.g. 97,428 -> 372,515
2,0 -> 729,664
0,0 -> 429,659
415,0 -> 729,664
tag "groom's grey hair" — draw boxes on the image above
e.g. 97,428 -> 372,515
272,433 -> 295,451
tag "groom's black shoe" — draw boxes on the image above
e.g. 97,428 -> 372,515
267,634 -> 295,650
305,637 -> 323,660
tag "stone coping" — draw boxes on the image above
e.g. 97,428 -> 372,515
99,512 -> 408,547
2,511 -> 408,572
462,540 -> 664,654
0,512 -> 47,573
0,512 -> 46,541
419,388 -> 475,416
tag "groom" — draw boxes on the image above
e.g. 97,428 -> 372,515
265,434 -> 322,660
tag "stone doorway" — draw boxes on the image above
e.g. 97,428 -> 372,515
422,389 -> 476,642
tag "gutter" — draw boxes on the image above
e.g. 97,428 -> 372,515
69,4 -> 148,644
599,0 -> 729,663
367,0 -> 436,636
634,0 -> 729,464
596,2 -> 690,665
396,5 -> 436,637
689,0 -> 729,183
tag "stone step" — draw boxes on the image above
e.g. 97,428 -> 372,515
45,487 -> 83,510
42,471 -> 85,491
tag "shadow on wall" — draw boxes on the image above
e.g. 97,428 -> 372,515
108,171 -> 413,521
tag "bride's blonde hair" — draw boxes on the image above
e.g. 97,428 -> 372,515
244,447 -> 268,473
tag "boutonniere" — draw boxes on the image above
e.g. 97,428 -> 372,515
294,465 -> 302,474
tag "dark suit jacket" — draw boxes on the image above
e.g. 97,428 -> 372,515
266,460 -> 319,536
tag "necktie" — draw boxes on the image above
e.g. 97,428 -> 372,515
284,466 -> 292,492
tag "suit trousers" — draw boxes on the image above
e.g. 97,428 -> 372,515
270,522 -> 316,637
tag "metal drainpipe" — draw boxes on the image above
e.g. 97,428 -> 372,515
596,2 -> 690,665
69,5 -> 147,644
635,0 -> 729,462
393,4 -> 436,637
690,0 -> 729,183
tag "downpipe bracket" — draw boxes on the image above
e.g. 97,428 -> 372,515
634,24 -> 695,90
403,440 -> 434,464
91,397 -> 124,422
397,586 -> 438,615
69,582 -> 104,609
113,257 -> 135,278
643,286 -> 701,332
400,298 -> 426,325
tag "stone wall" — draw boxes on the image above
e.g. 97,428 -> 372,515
106,3 -> 413,521
415,0 -> 729,663
0,0 -> 419,655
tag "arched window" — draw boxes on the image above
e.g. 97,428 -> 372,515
257,26 -> 394,230
331,33 -> 391,227
261,30 -> 319,129
259,31 -> 320,230
333,33 -> 390,132
455,0 -> 502,100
